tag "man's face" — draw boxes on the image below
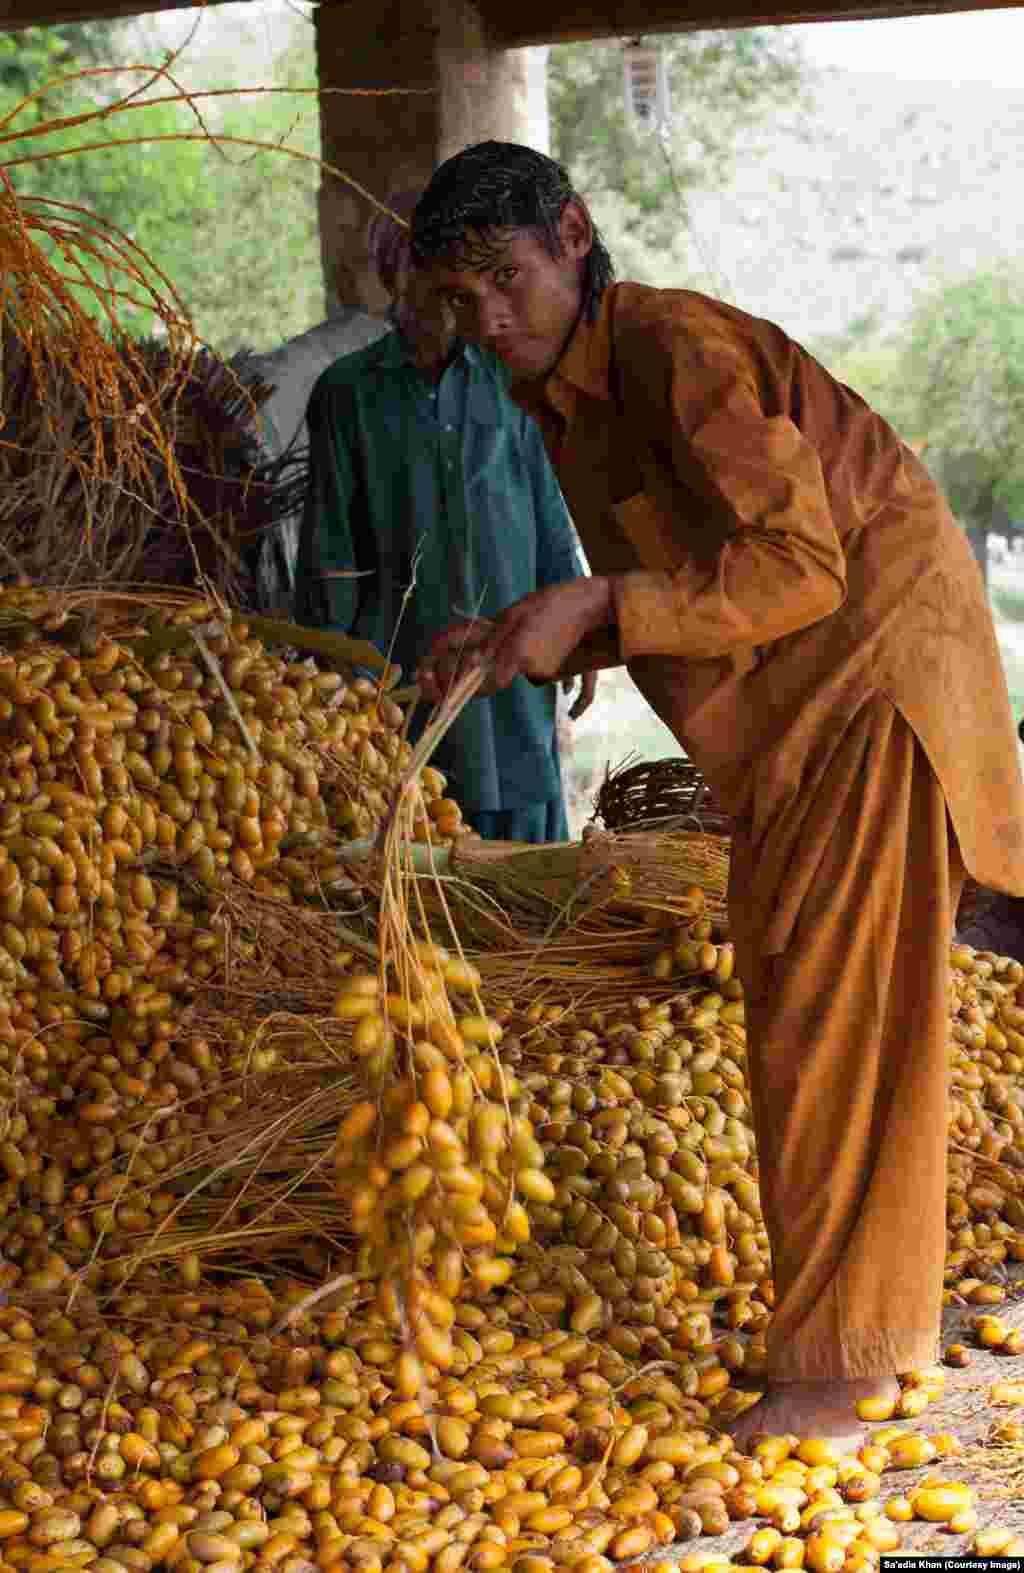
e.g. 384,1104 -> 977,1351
429,204 -> 591,381
391,255 -> 455,355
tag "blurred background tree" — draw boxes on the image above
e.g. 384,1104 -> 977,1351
825,265 -> 1024,585
898,268 -> 1024,549
549,29 -> 809,272
1,14 -> 323,351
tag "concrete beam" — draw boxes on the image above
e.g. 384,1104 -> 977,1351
4,0 -> 1023,40
315,0 -> 436,315
475,0 -> 1024,47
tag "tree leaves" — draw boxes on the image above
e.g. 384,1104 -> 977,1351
549,29 -> 809,252
899,269 -> 1024,521
820,264 -> 1024,528
1,17 -> 323,354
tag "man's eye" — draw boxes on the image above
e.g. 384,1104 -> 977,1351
495,267 -> 519,285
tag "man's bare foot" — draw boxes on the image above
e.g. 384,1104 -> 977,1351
726,1376 -> 901,1456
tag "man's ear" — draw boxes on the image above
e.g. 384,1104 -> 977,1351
559,200 -> 593,262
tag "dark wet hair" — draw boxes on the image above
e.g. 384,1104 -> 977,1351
410,142 -> 614,321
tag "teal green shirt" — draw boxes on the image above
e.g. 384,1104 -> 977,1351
294,332 -> 582,812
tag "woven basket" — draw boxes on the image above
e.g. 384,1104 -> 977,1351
594,756 -> 733,836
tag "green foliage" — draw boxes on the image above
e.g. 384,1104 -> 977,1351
182,80 -> 323,354
0,22 -> 111,103
4,92 -> 214,341
548,30 -> 808,254
843,309 -> 884,346
898,268 -> 1024,522
992,585 -> 1024,624
819,265 -> 1024,541
1,16 -> 324,354
821,338 -> 909,435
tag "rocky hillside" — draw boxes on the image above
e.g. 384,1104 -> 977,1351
621,64 -> 1024,353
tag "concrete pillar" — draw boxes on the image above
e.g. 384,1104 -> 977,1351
315,0 -> 438,317
316,0 -> 549,315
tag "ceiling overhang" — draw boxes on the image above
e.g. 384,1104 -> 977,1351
476,0 -> 1023,48
0,0 -> 1019,49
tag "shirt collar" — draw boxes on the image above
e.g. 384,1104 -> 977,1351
373,325 -> 479,378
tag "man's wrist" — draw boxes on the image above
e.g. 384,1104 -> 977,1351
588,575 -> 617,630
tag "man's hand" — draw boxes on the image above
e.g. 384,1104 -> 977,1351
416,616 -> 496,701
563,669 -> 598,720
418,577 -> 615,704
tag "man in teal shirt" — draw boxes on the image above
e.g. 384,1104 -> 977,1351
294,191 -> 594,841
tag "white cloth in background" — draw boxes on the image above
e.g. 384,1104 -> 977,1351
235,309 -> 390,459
231,309 -> 391,604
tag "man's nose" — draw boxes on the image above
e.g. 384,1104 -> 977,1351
477,297 -> 510,344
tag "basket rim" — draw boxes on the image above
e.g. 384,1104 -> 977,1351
594,753 -> 730,833
606,810 -> 733,835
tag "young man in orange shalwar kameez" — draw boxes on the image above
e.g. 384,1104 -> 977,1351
410,142 -> 1024,1451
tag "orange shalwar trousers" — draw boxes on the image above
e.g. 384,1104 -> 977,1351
728,699 -> 965,1382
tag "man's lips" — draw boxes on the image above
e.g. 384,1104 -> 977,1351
490,338 -> 530,363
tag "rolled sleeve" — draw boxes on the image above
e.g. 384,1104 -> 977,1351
612,327 -> 847,662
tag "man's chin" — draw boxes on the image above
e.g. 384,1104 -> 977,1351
397,306 -> 452,347
493,342 -> 551,380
